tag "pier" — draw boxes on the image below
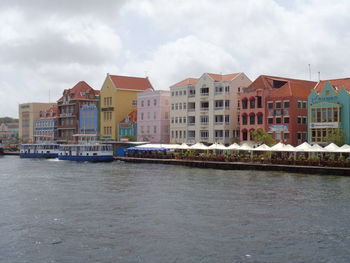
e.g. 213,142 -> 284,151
115,157 -> 350,176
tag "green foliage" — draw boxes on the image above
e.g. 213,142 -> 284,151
325,129 -> 345,146
251,128 -> 276,146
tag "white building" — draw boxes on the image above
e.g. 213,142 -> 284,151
170,73 -> 251,144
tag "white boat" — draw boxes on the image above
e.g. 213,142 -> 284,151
57,144 -> 114,162
20,144 -> 60,158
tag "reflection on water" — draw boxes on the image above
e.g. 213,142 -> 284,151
0,156 -> 350,263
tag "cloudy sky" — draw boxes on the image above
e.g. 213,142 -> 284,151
1,0 -> 349,117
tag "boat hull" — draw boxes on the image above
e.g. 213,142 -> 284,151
58,155 -> 114,162
20,153 -> 58,158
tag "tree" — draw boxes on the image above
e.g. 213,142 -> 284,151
325,129 -> 345,146
251,128 -> 276,146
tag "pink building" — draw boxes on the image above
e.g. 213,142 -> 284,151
137,89 -> 170,143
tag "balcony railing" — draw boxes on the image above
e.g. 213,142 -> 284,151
200,107 -> 209,111
214,106 -> 224,110
188,122 -> 195,126
188,108 -> 195,112
214,122 -> 223,125
201,92 -> 209,96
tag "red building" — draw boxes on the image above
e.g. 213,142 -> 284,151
240,75 -> 316,146
57,81 -> 99,143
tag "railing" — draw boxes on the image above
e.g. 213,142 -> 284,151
214,122 -> 223,125
188,123 -> 195,126
214,92 -> 223,96
201,92 -> 209,96
214,107 -> 224,110
188,108 -> 195,112
200,108 -> 209,111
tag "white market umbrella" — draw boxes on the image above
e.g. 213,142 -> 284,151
324,143 -> 340,152
239,143 -> 253,151
227,143 -> 240,150
295,142 -> 312,152
190,143 -> 209,150
336,144 -> 350,153
177,143 -> 191,150
253,144 -> 271,151
270,142 -> 285,151
309,144 -> 325,152
208,143 -> 227,150
279,144 -> 296,152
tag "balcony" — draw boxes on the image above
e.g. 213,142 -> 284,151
188,108 -> 195,112
214,122 -> 223,126
214,91 -> 223,96
200,92 -> 209,97
200,107 -> 209,111
214,106 -> 224,110
188,122 -> 195,126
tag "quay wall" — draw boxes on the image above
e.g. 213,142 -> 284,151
115,157 -> 350,176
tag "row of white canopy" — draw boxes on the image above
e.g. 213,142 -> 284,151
135,142 -> 350,153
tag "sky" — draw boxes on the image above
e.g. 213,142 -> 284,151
1,0 -> 350,117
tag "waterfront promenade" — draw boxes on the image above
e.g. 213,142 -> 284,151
116,156 -> 350,176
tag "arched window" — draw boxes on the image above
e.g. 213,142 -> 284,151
242,129 -> 248,141
249,112 -> 255,125
242,113 -> 248,125
249,96 -> 255,109
257,112 -> 263,124
242,98 -> 248,109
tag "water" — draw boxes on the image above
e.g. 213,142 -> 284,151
0,156 -> 350,263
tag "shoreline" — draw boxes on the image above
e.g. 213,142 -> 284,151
115,157 -> 350,176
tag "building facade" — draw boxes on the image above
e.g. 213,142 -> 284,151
79,104 -> 99,136
118,110 -> 137,140
137,89 -> 170,143
308,79 -> 350,145
19,102 -> 56,143
170,73 -> 252,144
99,74 -> 154,140
34,107 -> 58,143
57,81 -> 99,143
240,75 -> 316,146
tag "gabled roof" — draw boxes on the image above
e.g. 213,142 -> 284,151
109,75 -> 154,91
58,81 -> 98,102
314,78 -> 350,93
248,75 -> 316,98
206,73 -> 240,82
172,78 -> 198,87
121,109 -> 137,123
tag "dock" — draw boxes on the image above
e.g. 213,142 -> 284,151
115,157 -> 350,176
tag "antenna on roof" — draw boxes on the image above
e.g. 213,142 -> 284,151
318,71 -> 321,81
308,64 -> 311,80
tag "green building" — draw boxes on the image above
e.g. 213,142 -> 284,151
308,79 -> 350,145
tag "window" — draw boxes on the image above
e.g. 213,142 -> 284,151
171,117 -> 174,123
284,101 -> 290,108
276,117 -> 281,124
201,86 -> 209,96
201,101 -> 209,110
183,103 -> 186,109
153,126 -> 157,133
284,117 -> 289,124
225,115 -> 230,124
242,115 -> 248,125
154,112 -> 157,120
183,90 -> 186,96
225,100 -> 230,109
175,117 -> 178,123
214,100 -> 223,109
302,116 -> 307,124
175,91 -> 178,96
257,114 -> 263,124
302,101 -> 307,109
215,115 -> 224,124
242,99 -> 248,109
153,99 -> 157,106
275,101 -> 281,109
141,113 -> 144,120
183,117 -> 186,123
225,86 -> 230,93
215,86 -> 223,94
297,116 -> 302,124
257,96 -> 262,108
175,103 -> 178,110
249,98 -> 255,109
179,91 -> 182,96
268,117 -> 273,124
132,100 -> 137,106
141,100 -> 144,107
268,101 -> 273,109
250,114 -> 255,125
201,115 -> 209,124
225,130 -> 230,138
215,130 -> 223,138
284,133 -> 289,140
200,130 -> 209,139
147,100 -> 150,106
297,101 -> 302,109
171,92 -> 174,97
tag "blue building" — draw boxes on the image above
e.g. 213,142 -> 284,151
308,79 -> 350,145
79,104 -> 99,136
34,107 -> 58,142
118,110 -> 137,140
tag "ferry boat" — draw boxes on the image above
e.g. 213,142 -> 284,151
57,144 -> 114,162
19,144 -> 60,158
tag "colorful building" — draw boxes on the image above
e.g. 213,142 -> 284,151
19,102 -> 56,143
34,107 -> 58,142
0,122 -> 18,141
240,75 -> 316,146
118,110 -> 137,140
170,73 -> 252,144
79,104 -> 99,136
57,81 -> 99,143
308,78 -> 350,145
99,74 -> 154,140
137,89 -> 170,143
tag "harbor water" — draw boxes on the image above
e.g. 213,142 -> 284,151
0,156 -> 349,262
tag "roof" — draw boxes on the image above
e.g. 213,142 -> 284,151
172,78 -> 198,87
109,75 -> 154,91
314,78 -> 350,93
39,106 -> 59,119
121,109 -> 137,123
247,75 -> 316,98
206,73 -> 240,82
58,81 -> 98,102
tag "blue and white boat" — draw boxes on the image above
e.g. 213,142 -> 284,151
57,144 -> 114,162
20,144 -> 60,158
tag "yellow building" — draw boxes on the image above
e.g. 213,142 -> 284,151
100,74 -> 153,140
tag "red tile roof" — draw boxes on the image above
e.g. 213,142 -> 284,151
109,75 -> 154,91
248,75 -> 316,98
314,78 -> 350,93
121,109 -> 137,123
58,81 -> 98,102
207,73 -> 240,82
172,78 -> 198,87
